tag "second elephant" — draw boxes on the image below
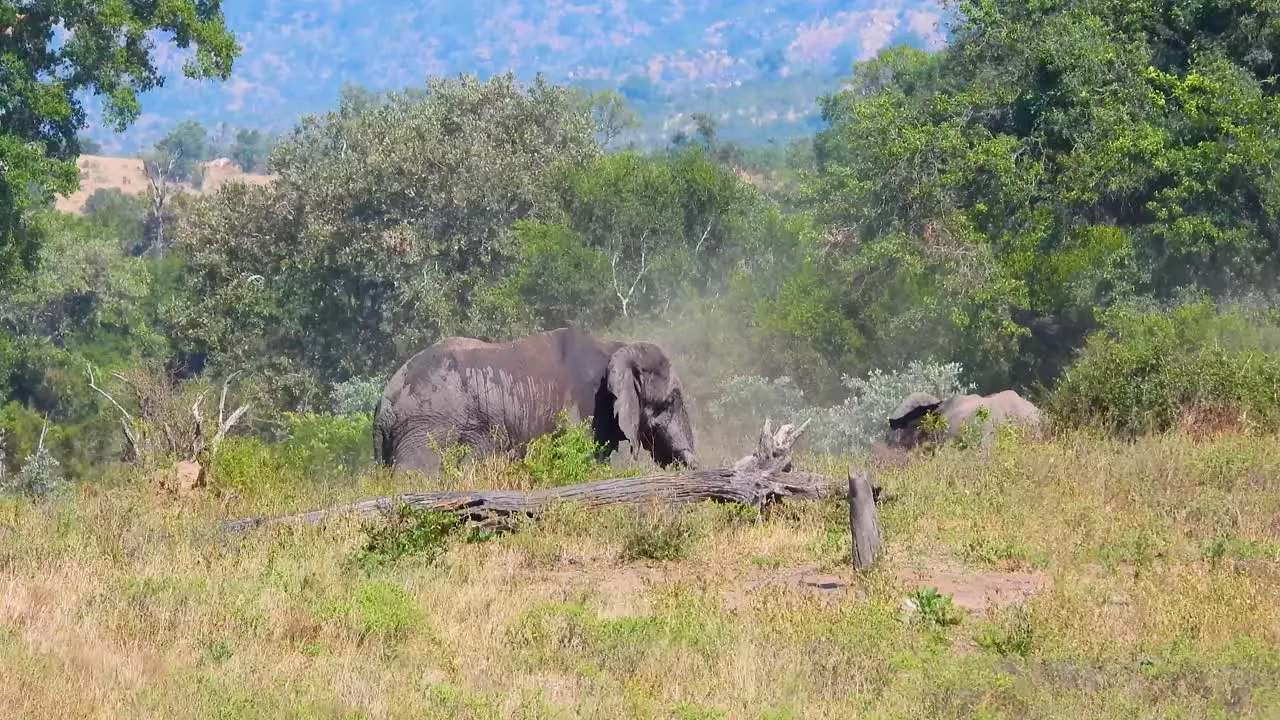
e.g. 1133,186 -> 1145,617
886,390 -> 1042,449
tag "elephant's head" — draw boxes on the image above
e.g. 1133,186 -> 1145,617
606,343 -> 698,469
886,391 -> 946,449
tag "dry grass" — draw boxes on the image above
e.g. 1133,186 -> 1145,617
2,429 -> 1279,718
54,154 -> 275,214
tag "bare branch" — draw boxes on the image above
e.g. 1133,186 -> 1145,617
610,231 -> 650,317
210,405 -> 250,455
190,390 -> 209,461
85,363 -> 141,460
85,364 -> 135,423
693,216 -> 715,258
218,370 -> 242,426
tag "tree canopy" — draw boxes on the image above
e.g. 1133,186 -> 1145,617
0,0 -> 240,282
8,0 -> 1280,477
797,0 -> 1280,389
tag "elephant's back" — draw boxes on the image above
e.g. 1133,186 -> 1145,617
396,332 -> 588,415
988,390 -> 1042,422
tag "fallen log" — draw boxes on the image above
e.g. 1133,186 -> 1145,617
221,418 -> 840,534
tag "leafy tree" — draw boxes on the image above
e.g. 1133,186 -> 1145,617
173,73 -> 600,407
0,210 -> 167,476
503,220 -> 614,330
151,120 -> 210,183
520,146 -> 777,326
229,128 -> 273,172
576,89 -> 641,148
0,1 -> 240,284
81,188 -> 150,255
798,0 -> 1280,391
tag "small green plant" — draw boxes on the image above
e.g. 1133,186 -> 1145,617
350,579 -> 421,644
903,587 -> 964,629
917,411 -> 950,451
953,406 -> 992,450
202,639 -> 234,665
520,411 -> 607,487
429,438 -> 473,482
670,703 -> 729,720
620,507 -> 700,562
351,504 -> 462,571
1,420 -> 62,499
977,604 -> 1036,657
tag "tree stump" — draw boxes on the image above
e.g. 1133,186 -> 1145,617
848,468 -> 881,570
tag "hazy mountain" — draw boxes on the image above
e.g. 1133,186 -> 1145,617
85,0 -> 948,154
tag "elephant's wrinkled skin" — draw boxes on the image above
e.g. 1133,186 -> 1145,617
886,390 -> 1042,449
373,327 -> 697,473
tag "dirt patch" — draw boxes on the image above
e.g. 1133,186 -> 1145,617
723,563 -> 865,611
535,564 -> 662,619
894,560 -> 1050,614
589,567 -> 655,619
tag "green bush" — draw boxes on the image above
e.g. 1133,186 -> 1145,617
519,412 -> 607,488
1047,299 -> 1280,435
351,504 -> 462,571
209,412 -> 373,491
280,411 -> 373,475
620,507 -> 702,562
208,435 -> 291,492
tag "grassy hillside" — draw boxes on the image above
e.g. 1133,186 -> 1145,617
84,0 -> 946,154
2,429 -> 1277,717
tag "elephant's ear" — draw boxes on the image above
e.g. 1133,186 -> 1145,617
606,345 -> 642,450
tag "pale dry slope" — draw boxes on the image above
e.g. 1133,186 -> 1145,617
54,154 -> 276,214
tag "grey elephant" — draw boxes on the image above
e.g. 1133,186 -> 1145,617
886,390 -> 1042,449
372,327 -> 698,473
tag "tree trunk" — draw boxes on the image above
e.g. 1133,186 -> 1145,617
222,418 -> 841,534
222,466 -> 839,534
848,468 -> 882,570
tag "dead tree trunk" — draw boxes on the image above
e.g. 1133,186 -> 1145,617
848,468 -> 882,569
222,419 -> 839,534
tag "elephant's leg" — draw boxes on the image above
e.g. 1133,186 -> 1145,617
390,429 -> 444,477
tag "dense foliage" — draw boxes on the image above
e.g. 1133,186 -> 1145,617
6,0 -> 1280,482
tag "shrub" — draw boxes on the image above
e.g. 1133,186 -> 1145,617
519,412 -> 608,487
811,360 -> 973,454
1047,298 -> 1280,435
0,423 -> 63,499
331,376 -> 387,416
619,507 -> 701,562
707,360 -> 973,455
207,435 -> 290,492
280,411 -> 374,475
351,504 -> 462,571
